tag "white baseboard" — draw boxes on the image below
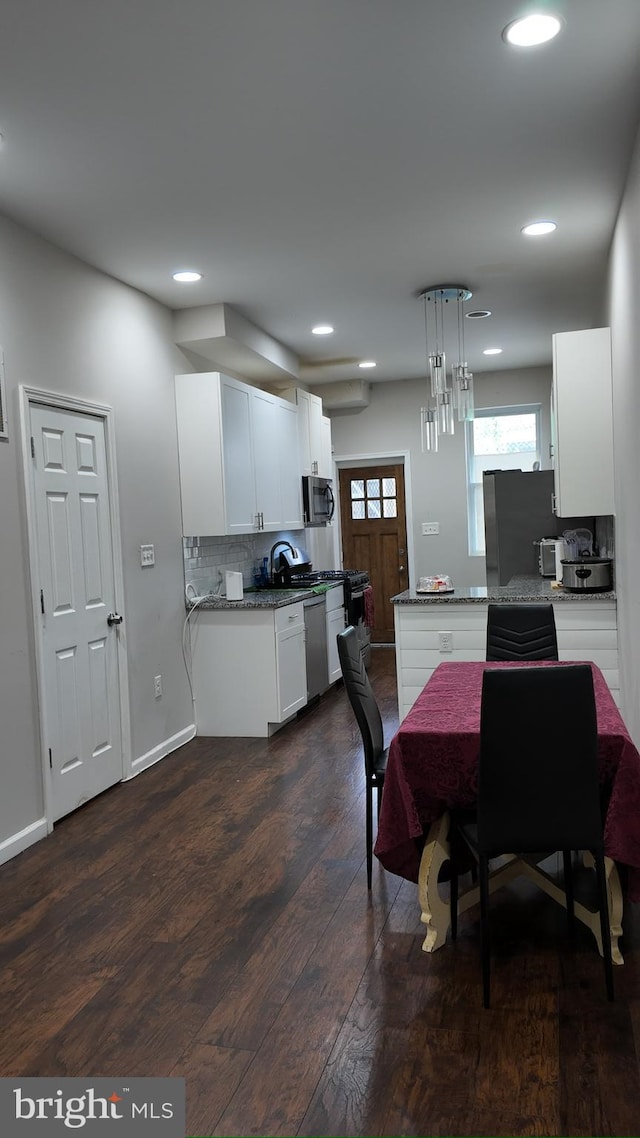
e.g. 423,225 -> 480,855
125,723 -> 196,780
0,817 -> 49,867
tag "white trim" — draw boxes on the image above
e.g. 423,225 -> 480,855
0,817 -> 49,867
126,723 -> 196,779
18,384 -> 133,826
0,348 -> 7,439
332,449 -> 415,586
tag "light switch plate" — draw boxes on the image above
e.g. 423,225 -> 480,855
140,544 -> 155,567
422,522 -> 439,535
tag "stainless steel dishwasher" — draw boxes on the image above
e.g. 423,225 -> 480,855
303,594 -> 328,700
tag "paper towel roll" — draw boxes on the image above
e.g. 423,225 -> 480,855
225,571 -> 243,600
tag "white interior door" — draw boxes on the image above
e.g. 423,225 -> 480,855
30,403 -> 123,821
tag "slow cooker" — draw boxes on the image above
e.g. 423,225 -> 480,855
561,557 -> 612,593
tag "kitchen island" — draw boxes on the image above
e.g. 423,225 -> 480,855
392,574 -> 618,722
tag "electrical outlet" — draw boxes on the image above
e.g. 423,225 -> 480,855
422,522 -> 439,535
140,544 -> 155,567
438,631 -> 453,653
154,674 -> 162,698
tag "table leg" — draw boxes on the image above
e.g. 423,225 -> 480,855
417,814 -> 452,952
417,812 -> 624,964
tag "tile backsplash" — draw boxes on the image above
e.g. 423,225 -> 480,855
183,531 -> 306,596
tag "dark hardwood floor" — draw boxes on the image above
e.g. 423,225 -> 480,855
1,647 -> 640,1136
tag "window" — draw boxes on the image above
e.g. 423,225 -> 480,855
466,406 -> 541,555
350,476 -> 397,519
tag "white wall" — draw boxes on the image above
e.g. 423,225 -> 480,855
607,121 -> 640,744
329,366 -> 552,588
0,212 -> 194,854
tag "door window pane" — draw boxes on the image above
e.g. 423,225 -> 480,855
349,470 -> 399,523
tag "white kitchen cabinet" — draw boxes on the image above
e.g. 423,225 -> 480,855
393,600 -> 619,723
190,603 -> 307,736
326,584 -> 345,684
282,387 -> 327,476
278,398 -> 304,529
319,414 -> 333,479
174,371 -> 303,535
551,327 -> 614,517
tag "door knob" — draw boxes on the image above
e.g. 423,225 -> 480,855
107,612 -> 123,627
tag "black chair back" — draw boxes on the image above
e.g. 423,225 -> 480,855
478,664 -> 602,855
337,626 -> 384,778
486,602 -> 558,661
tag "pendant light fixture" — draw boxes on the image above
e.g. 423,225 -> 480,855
419,284 -> 475,452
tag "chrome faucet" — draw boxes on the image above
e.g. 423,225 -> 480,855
270,540 -> 295,586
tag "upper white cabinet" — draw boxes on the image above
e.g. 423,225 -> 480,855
175,371 -> 303,536
319,414 -> 333,479
282,387 -> 330,477
551,327 -> 615,518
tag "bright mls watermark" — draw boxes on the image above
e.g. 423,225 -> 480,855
0,1078 -> 185,1135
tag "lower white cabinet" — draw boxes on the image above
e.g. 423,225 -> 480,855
394,601 -> 619,723
191,604 -> 307,736
326,584 -> 345,684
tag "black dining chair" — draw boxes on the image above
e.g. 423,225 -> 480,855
337,625 -> 388,889
449,664 -> 614,1008
486,602 -> 558,661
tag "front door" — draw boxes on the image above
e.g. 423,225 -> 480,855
338,464 -> 408,644
30,403 -> 124,821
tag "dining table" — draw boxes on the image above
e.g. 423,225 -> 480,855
374,660 -> 640,964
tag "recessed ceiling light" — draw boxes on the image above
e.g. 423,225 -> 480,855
312,324 -> 334,335
172,270 -> 202,282
466,310 -> 492,319
358,360 -> 376,369
483,348 -> 503,356
521,221 -> 557,236
502,13 -> 563,47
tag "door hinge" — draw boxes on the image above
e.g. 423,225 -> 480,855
48,748 -> 52,770
40,589 -> 45,614
30,436 -> 36,459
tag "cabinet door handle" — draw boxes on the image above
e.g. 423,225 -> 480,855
549,443 -> 554,459
551,492 -> 557,513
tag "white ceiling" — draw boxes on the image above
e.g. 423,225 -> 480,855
1,0 -> 640,385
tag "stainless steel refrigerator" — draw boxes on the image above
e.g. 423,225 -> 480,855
483,470 -> 590,585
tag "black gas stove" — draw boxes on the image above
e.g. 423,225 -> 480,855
288,568 -> 370,597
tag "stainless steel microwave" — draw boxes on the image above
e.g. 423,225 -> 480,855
302,475 -> 335,526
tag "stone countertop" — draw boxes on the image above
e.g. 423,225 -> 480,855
186,581 -> 341,611
391,574 -> 616,605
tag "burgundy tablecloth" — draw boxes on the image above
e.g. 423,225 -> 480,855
374,660 -> 640,901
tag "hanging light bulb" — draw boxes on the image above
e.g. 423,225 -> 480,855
437,390 -> 455,435
457,365 -> 474,422
452,287 -> 475,422
419,284 -> 474,449
420,406 -> 438,452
